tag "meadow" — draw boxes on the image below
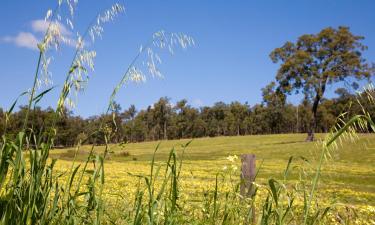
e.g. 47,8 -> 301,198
49,133 -> 375,223
1,1 -> 375,224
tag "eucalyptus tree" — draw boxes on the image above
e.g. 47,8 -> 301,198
122,104 -> 137,141
130,110 -> 148,142
175,99 -> 189,138
270,26 -> 374,140
229,101 -> 249,136
153,97 -> 173,140
261,82 -> 286,133
207,102 -> 228,136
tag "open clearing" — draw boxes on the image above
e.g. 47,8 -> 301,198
50,133 -> 375,209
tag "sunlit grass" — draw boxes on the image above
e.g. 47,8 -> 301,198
49,133 -> 375,223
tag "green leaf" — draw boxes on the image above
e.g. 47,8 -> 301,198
33,86 -> 55,105
268,178 -> 279,206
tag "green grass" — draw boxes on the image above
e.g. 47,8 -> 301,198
50,133 -> 375,207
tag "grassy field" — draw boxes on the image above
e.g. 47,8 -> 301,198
49,133 -> 375,210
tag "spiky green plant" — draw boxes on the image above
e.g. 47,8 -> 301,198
0,1 -> 124,224
0,1 -> 194,224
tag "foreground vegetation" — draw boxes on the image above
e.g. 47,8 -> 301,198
51,133 -> 375,206
2,127 -> 375,224
45,133 -> 375,224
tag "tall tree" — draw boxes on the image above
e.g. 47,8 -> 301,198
175,99 -> 189,138
261,82 -> 287,133
110,101 -> 122,114
122,105 -> 137,142
270,26 -> 374,141
229,101 -> 249,136
153,97 -> 172,140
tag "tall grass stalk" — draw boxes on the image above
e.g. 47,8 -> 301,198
303,85 -> 375,224
23,52 -> 43,131
0,1 -> 124,224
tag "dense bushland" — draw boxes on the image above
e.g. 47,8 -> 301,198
1,87 -> 374,146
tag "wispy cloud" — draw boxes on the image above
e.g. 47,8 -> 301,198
1,19 -> 72,51
192,98 -> 204,107
1,32 -> 39,50
31,19 -> 71,36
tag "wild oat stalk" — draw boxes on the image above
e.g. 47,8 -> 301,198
0,1 -> 125,224
303,84 -> 375,224
107,31 -> 194,114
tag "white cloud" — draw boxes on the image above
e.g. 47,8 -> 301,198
32,19 -> 77,47
31,19 -> 71,36
1,19 -> 74,51
1,32 -> 39,50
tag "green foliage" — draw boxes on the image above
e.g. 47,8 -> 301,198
1,91 -> 369,145
0,133 -> 105,224
269,26 -> 374,139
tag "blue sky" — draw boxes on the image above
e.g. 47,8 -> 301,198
0,0 -> 374,118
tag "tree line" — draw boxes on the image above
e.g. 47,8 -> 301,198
1,87 -> 373,147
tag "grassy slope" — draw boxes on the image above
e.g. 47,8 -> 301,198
50,133 -> 375,206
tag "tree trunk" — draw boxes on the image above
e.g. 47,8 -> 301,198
164,120 -> 167,140
306,94 -> 320,142
306,81 -> 326,141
